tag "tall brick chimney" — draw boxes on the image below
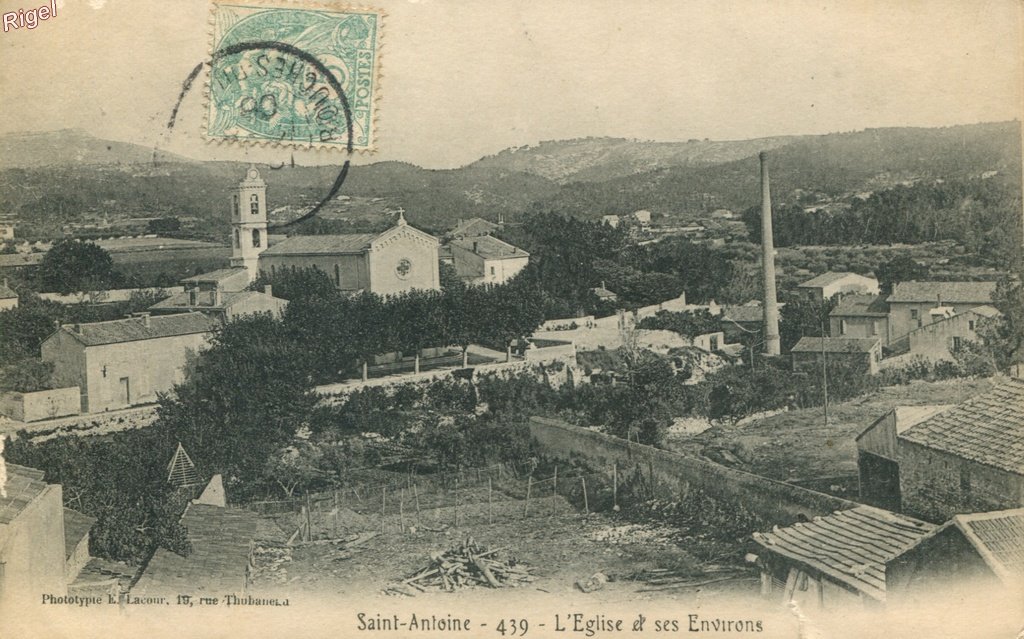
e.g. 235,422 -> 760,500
760,152 -> 781,356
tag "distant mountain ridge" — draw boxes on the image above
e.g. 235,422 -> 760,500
0,121 -> 1018,235
0,129 -> 192,168
469,135 -> 802,183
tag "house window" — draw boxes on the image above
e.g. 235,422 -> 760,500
334,264 -> 341,286
871,320 -> 880,336
490,266 -> 496,276
959,467 -> 971,494
968,320 -> 976,331
251,229 -> 261,248
250,194 -> 259,215
233,194 -> 240,217
951,336 -> 962,351
910,309 -> 919,320
839,319 -> 848,335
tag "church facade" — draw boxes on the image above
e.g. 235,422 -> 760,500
227,167 -> 440,294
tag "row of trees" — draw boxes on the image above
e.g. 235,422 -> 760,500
257,266 -> 547,383
742,179 -> 1022,269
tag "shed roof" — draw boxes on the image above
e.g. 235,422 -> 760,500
798,271 -> 875,289
791,336 -> 880,354
132,499 -> 259,596
886,281 -> 998,304
830,294 -> 889,317
753,505 -> 936,600
899,378 -> 1024,475
952,509 -> 1024,586
259,233 -> 377,256
0,463 -> 50,526
63,508 -> 96,559
55,312 -> 218,347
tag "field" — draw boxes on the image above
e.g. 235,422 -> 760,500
249,508 -> 759,603
664,377 -> 997,491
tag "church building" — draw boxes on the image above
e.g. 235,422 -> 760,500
225,166 -> 440,295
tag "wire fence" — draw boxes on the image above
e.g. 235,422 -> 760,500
244,459 -> 639,542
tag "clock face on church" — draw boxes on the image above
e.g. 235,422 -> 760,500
247,168 -> 259,180
395,258 -> 413,279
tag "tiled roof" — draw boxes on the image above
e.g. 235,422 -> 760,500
0,463 -> 49,525
148,290 -> 266,312
954,509 -> 1024,586
450,235 -> 529,260
887,281 -> 998,304
259,233 -> 377,256
181,268 -> 248,284
799,271 -> 874,288
132,502 -> 260,596
63,508 -> 96,559
791,336 -> 880,353
0,282 -> 16,299
753,506 -> 936,600
450,217 -> 498,237
830,294 -> 889,317
899,378 -> 1024,475
56,312 -> 218,347
721,305 -> 764,324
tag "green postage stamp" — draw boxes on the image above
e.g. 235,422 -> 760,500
206,2 -> 382,150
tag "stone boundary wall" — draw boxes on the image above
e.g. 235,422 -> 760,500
0,387 -> 81,422
528,416 -> 856,526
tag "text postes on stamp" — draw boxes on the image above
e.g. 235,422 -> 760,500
206,2 -> 381,150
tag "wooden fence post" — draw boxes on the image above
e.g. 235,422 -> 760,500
413,482 -> 420,519
613,462 -> 618,510
305,493 -> 313,542
399,489 -> 405,533
381,486 -> 387,534
581,476 -> 589,514
524,475 -> 533,517
488,478 -> 493,525
553,466 -> 558,493
454,477 -> 460,528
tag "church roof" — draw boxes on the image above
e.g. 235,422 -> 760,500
54,312 -> 218,347
259,233 -> 378,256
887,281 -> 998,304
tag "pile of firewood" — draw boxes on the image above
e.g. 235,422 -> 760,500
388,537 -> 534,595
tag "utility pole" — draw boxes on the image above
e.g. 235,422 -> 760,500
821,321 -> 829,426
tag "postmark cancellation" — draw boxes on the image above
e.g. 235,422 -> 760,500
206,1 -> 382,150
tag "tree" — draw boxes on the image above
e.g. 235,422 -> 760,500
0,358 -> 54,393
37,239 -> 120,294
875,255 -> 929,295
147,217 -> 182,234
0,294 -> 67,360
391,289 -> 445,373
156,314 -> 317,498
250,266 -> 337,304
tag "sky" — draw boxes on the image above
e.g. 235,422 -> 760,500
1,0 -> 1021,168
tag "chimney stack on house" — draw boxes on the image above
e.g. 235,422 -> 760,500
264,284 -> 273,297
473,241 -> 479,253
759,151 -> 781,356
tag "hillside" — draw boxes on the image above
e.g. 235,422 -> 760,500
539,122 -> 1022,217
470,136 -> 800,183
0,121 -> 1018,238
0,129 -> 192,168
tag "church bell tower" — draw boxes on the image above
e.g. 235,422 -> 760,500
230,165 -> 268,282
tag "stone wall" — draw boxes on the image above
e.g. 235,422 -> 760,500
528,416 -> 855,526
0,387 -> 80,422
898,439 -> 1024,522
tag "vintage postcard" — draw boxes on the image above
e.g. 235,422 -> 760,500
0,1 -> 1022,638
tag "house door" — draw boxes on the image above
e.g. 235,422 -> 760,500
119,377 -> 130,406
